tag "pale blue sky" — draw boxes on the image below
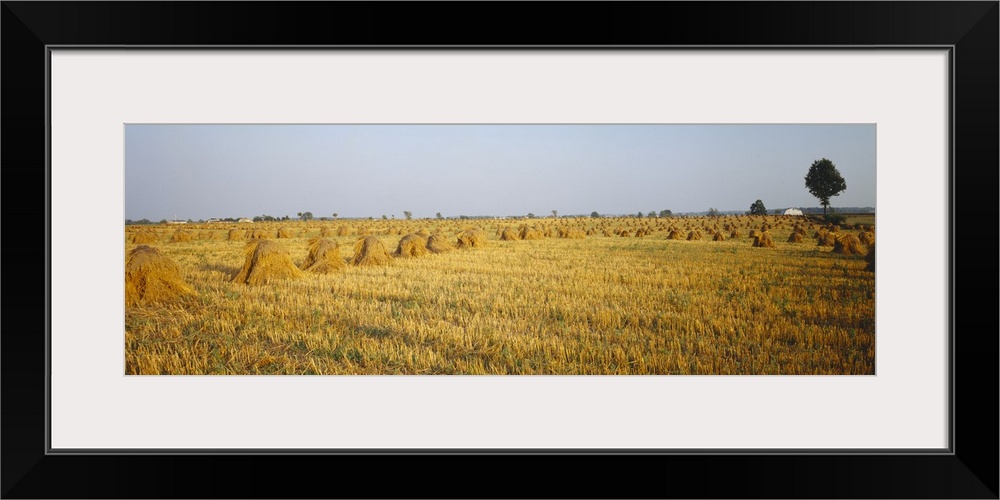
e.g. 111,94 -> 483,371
124,124 -> 875,220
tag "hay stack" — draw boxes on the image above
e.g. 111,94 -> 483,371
320,227 -> 337,237
394,234 -> 430,258
561,228 -> 586,239
687,230 -> 702,241
519,226 -> 544,240
232,239 -> 304,285
748,229 -> 760,239
787,232 -> 804,243
832,233 -> 866,255
667,229 -> 684,240
865,243 -> 875,272
351,236 -> 393,266
337,226 -> 351,236
500,227 -> 520,241
730,229 -> 741,239
276,227 -> 294,239
227,229 -> 245,241
125,245 -> 195,306
712,231 -> 726,241
300,237 -> 346,273
859,230 -> 876,246
130,231 -> 159,244
169,230 -> 194,243
426,233 -> 455,253
456,229 -> 488,248
752,231 -> 775,248
249,229 -> 270,240
817,232 -> 837,247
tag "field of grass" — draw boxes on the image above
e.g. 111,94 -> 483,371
125,215 -> 875,375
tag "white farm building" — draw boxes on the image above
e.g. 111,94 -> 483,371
783,208 -> 804,216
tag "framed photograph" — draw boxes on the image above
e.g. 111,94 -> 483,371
4,2 -> 996,498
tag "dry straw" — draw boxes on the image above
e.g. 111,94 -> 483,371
232,239 -> 304,285
425,233 -> 456,253
277,227 -> 294,239
500,227 -> 520,241
394,234 -> 430,258
301,237 -> 346,273
519,226 -> 544,240
859,230 -> 876,246
752,231 -> 775,248
351,236 -> 393,266
125,245 -> 195,307
787,232 -> 804,243
832,233 -> 866,255
712,231 -> 726,241
130,231 -> 158,244
228,229 -> 245,240
249,229 -> 271,240
169,230 -> 194,243
456,229 -> 488,248
687,230 -> 702,241
817,232 -> 837,247
320,227 -> 337,237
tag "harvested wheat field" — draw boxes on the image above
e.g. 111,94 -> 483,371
124,215 -> 875,375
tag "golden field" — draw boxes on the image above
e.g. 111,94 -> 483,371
124,215 -> 875,375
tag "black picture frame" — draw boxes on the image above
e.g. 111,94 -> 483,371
3,2 -> 996,498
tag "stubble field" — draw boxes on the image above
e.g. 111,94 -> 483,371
125,215 -> 875,375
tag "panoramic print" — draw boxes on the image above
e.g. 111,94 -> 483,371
124,124 -> 875,375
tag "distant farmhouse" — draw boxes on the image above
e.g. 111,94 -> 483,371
783,208 -> 804,216
166,219 -> 187,225
238,218 -> 254,223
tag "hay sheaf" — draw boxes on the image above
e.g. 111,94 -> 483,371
227,229 -> 246,240
817,232 -> 837,247
394,234 -> 430,258
859,230 -> 876,246
832,233 -> 866,255
666,229 -> 684,240
320,227 -> 337,237
712,231 -> 726,241
249,229 -> 271,240
519,226 -> 544,240
232,239 -> 304,285
865,243 -> 875,272
276,227 -> 294,239
456,229 -> 488,248
559,228 -> 586,239
169,230 -> 194,243
130,231 -> 159,244
687,230 -> 702,241
500,226 -> 520,241
300,237 -> 346,273
752,231 -> 775,248
125,245 -> 195,306
351,236 -> 393,266
787,232 -> 805,243
425,233 -> 455,253
730,229 -> 741,239
337,226 -> 351,236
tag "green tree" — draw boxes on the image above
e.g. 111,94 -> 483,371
436,212 -> 443,219
648,211 -> 657,218
707,208 -> 720,217
298,211 -> 313,221
750,199 -> 767,215
551,210 -> 558,218
403,211 -> 412,220
332,213 -> 338,219
659,209 -> 672,217
527,213 -> 535,219
804,157 -> 847,215
382,214 -> 388,220
591,211 -> 601,218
